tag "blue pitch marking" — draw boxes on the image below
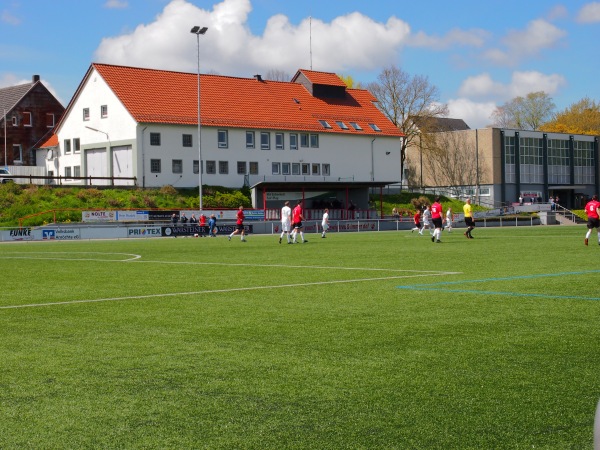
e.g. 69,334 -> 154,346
397,270 -> 600,301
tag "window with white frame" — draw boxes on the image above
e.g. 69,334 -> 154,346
368,123 -> 382,132
310,134 -> 319,148
64,166 -> 72,178
73,138 -> 81,153
46,113 -> 55,128
318,120 -> 332,129
193,160 -> 200,174
349,122 -> 362,131
101,105 -> 108,118
249,161 -> 259,175
218,130 -> 228,148
11,115 -> 18,126
282,162 -> 291,175
301,163 -> 310,175
74,166 -> 81,177
219,161 -> 229,174
150,159 -> 161,173
275,133 -> 284,150
206,160 -> 216,174
322,163 -> 330,176
64,139 -> 72,154
300,133 -> 309,147
290,133 -> 298,150
246,131 -> 255,149
292,163 -> 300,175
272,162 -> 281,175
172,159 -> 183,174
83,108 -> 90,121
183,134 -> 193,147
336,121 -> 348,130
312,163 -> 320,175
237,161 -> 247,174
261,132 -> 270,150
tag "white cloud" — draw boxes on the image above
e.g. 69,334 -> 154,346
458,70 -> 566,102
576,2 -> 600,23
446,98 -> 497,129
104,0 -> 128,9
94,0 -> 412,77
483,19 -> 566,66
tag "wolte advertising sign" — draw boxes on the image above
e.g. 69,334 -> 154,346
161,224 -> 254,237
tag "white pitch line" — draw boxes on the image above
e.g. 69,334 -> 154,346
0,271 -> 461,310
0,252 -> 142,262
0,252 -> 453,273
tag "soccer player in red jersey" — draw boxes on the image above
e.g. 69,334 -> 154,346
228,205 -> 247,242
430,197 -> 443,243
584,194 -> 600,246
291,200 -> 307,243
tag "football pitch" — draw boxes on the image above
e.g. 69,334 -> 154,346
1,226 -> 598,449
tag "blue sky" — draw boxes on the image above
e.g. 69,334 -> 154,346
1,0 -> 599,128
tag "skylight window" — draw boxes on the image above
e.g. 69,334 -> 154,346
318,120 -> 332,129
336,121 -> 349,130
368,123 -> 382,132
349,122 -> 362,130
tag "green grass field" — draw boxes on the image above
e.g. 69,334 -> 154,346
1,226 -> 599,449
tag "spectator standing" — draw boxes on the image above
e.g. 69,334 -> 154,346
200,214 -> 207,227
208,214 -> 218,237
171,213 -> 178,225
189,214 -> 198,224
584,194 -> 600,246
180,213 -> 188,225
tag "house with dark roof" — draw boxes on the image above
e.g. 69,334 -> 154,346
0,75 -> 64,168
40,63 -> 404,208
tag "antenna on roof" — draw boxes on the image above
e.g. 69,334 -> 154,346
309,16 -> 313,70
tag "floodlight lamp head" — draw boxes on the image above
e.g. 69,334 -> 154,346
190,26 -> 208,35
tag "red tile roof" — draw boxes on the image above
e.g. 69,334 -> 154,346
40,133 -> 58,148
92,63 -> 403,137
293,69 -> 348,87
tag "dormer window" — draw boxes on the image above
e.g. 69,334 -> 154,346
336,121 -> 348,130
349,122 -> 362,130
368,123 -> 382,132
318,120 -> 332,129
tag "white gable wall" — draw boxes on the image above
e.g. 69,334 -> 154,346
52,67 -> 138,185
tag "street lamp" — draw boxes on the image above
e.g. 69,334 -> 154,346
190,25 -> 208,210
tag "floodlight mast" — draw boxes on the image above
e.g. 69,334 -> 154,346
190,25 -> 208,210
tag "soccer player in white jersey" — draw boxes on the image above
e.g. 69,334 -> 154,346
279,201 -> 292,244
445,207 -> 453,232
321,208 -> 330,238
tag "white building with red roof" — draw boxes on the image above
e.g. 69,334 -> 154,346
40,63 -> 404,208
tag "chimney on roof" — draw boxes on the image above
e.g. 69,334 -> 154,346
32,75 -> 40,83
254,74 -> 263,82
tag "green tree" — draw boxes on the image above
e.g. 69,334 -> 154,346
539,97 -> 600,135
490,91 -> 555,130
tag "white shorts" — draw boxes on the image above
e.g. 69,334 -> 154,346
322,223 -> 329,231
281,222 -> 291,232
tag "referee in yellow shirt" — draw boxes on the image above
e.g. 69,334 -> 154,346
463,198 -> 475,239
